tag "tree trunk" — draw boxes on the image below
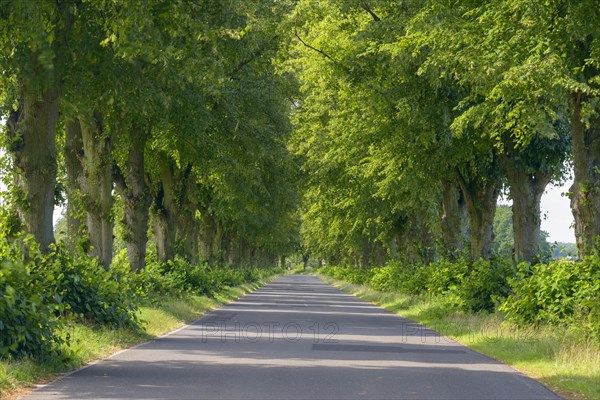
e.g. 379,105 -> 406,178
570,93 -> 600,257
64,119 -> 85,250
177,212 -> 199,264
440,179 -> 467,255
500,152 -> 551,263
199,212 -> 216,264
153,162 -> 176,263
115,124 -> 150,271
227,235 -> 242,267
6,87 -> 59,250
455,168 -> 500,259
212,220 -> 223,265
360,243 -> 371,268
80,113 -> 114,267
174,169 -> 199,264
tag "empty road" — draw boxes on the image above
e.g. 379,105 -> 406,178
23,275 -> 560,400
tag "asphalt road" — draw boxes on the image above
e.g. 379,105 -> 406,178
23,275 -> 561,400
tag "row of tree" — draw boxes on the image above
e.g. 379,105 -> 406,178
2,1 -> 598,271
287,0 -> 599,265
1,1 -> 299,270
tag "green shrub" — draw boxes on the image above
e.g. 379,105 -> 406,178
135,259 -> 280,301
449,258 -> 513,312
0,232 -> 280,358
500,255 -> 600,339
325,258 -> 512,313
55,252 -> 139,329
320,265 -> 375,285
425,259 -> 468,295
370,265 -> 401,292
0,252 -> 63,356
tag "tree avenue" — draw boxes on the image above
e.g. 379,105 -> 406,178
0,0 -> 599,368
286,0 -> 598,264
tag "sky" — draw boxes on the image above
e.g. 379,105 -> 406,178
0,135 -> 577,244
31,180 -> 581,245
499,178 -> 575,243
539,179 -> 576,243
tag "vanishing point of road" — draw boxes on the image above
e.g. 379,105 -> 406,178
23,275 -> 560,400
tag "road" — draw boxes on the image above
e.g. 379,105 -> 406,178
23,275 -> 561,400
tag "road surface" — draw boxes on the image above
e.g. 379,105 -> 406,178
23,275 -> 560,399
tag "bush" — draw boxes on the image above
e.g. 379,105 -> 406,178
55,252 -> 139,329
448,258 -> 513,312
323,257 -> 512,312
0,254 -> 63,356
425,259 -> 468,296
135,259 -> 278,300
500,255 -> 600,339
368,261 -> 430,295
320,265 -> 375,285
0,234 -> 281,358
370,265 -> 401,292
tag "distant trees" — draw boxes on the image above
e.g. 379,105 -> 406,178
1,0 -> 299,268
1,0 -> 597,270
286,0 -> 597,264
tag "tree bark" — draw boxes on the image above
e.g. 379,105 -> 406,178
455,168 -> 500,259
6,87 -> 59,251
440,179 -> 467,255
213,221 -> 224,265
227,235 -> 242,267
80,113 -> 114,268
152,161 -> 176,262
500,151 -> 551,263
176,212 -> 199,264
570,93 -> 600,257
115,124 -> 150,271
173,167 -> 199,264
302,254 -> 309,271
64,119 -> 85,250
199,211 -> 216,265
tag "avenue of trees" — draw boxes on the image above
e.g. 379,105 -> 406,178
0,0 -> 599,361
287,0 -> 599,266
1,0 -> 598,272
1,0 -> 299,270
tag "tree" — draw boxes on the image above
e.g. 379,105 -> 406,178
1,1 -> 75,250
418,0 -> 598,257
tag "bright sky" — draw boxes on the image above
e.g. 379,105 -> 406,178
540,179 -> 576,243
499,178 -> 576,243
41,182 -> 582,244
0,115 -> 577,244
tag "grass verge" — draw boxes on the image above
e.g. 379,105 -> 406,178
319,274 -> 600,400
0,279 -> 274,400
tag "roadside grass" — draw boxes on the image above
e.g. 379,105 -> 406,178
0,280 -> 270,400
320,275 -> 600,400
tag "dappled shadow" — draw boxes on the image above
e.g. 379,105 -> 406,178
23,275 -> 562,400
24,359 -> 562,400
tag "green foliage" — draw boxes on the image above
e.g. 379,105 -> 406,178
450,258 -> 513,313
55,253 -> 139,329
319,265 -> 374,286
0,244 -> 63,357
322,254 -> 600,339
0,235 -> 280,358
0,236 -> 140,357
500,256 -> 600,340
493,205 -> 515,256
136,257 -> 280,301
322,257 -> 512,313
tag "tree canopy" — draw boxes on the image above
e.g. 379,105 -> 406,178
1,0 -> 597,271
